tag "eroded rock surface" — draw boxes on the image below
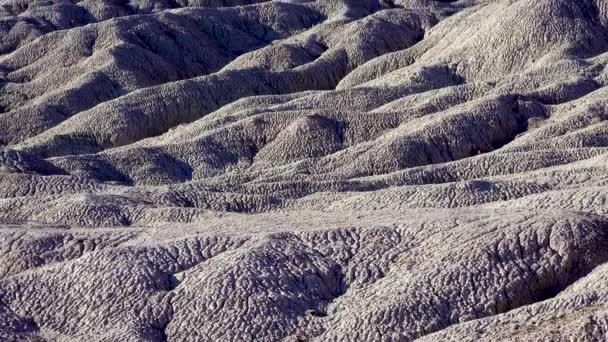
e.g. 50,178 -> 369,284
2,0 -> 608,341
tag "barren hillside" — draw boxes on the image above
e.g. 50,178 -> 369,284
2,0 -> 608,341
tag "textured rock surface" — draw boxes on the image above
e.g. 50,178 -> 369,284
2,0 -> 608,341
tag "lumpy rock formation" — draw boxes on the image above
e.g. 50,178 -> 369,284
1,0 -> 608,341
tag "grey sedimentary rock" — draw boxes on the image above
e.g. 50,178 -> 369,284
1,0 -> 608,341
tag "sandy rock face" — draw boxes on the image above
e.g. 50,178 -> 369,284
1,0 -> 608,341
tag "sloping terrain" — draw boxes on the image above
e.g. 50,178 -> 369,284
1,0 -> 608,341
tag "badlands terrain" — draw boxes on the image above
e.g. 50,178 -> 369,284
1,0 -> 608,340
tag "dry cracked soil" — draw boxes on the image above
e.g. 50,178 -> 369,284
1,0 -> 608,341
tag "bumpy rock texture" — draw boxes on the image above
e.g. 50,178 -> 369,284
2,0 -> 608,341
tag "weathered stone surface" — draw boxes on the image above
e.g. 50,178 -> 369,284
2,0 -> 608,340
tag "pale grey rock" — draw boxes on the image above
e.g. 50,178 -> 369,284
1,0 -> 608,341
